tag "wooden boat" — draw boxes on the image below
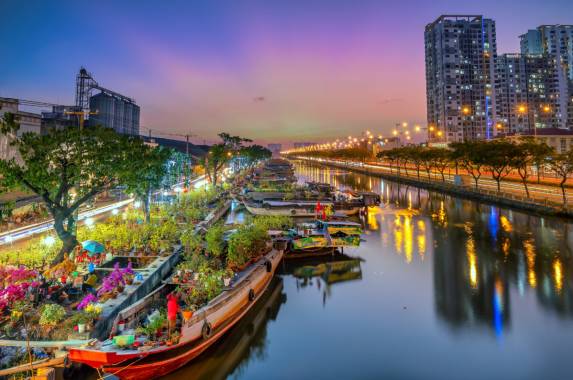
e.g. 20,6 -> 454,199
244,200 -> 361,217
68,248 -> 284,380
167,278 -> 285,379
316,220 -> 362,236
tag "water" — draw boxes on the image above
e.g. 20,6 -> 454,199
168,160 -> 573,380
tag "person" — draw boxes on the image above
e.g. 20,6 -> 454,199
167,293 -> 179,336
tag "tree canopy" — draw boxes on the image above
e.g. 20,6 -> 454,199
0,113 -> 169,262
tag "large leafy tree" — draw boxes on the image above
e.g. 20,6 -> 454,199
201,133 -> 252,187
123,145 -> 171,223
546,151 -> 573,205
0,113 -> 148,263
482,140 -> 519,192
239,145 -> 272,169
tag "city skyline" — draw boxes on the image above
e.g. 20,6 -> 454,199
1,0 -> 573,145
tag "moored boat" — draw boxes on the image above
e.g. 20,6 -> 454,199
244,200 -> 361,217
68,248 -> 284,380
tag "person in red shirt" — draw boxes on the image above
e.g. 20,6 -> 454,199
167,293 -> 179,335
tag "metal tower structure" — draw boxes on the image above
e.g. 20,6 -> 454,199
75,67 -> 98,112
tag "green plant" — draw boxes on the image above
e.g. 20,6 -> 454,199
205,224 -> 226,257
227,224 -> 269,269
39,304 -> 66,327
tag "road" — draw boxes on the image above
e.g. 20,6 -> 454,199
0,175 -> 207,246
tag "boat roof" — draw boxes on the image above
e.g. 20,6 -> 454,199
318,220 -> 361,226
263,200 -> 333,206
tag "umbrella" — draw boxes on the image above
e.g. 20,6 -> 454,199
82,240 -> 105,256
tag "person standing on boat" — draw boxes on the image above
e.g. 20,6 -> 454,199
167,293 -> 179,335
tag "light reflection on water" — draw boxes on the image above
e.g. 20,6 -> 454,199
167,160 -> 573,380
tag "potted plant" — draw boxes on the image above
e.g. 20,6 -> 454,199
73,313 -> 91,334
182,304 -> 196,321
39,304 -> 66,332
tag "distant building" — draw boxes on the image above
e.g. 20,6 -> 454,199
0,97 -> 41,161
372,137 -> 402,156
267,144 -> 282,157
504,128 -> 573,153
293,142 -> 315,149
496,54 -> 557,133
88,92 -> 140,136
425,15 -> 498,142
41,105 -> 80,133
520,25 -> 573,129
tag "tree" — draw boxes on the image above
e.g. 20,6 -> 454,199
430,148 -> 452,182
546,151 -> 573,205
0,114 -> 144,263
482,140 -> 518,192
510,144 -> 532,197
451,141 -> 487,189
123,145 -> 171,223
200,144 -> 229,188
521,137 -> 553,184
200,133 -> 252,187
407,146 -> 425,180
239,145 -> 272,169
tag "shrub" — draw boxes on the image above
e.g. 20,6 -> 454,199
227,225 -> 268,270
205,224 -> 226,257
39,304 -> 66,327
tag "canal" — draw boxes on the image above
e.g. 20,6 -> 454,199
166,160 -> 573,380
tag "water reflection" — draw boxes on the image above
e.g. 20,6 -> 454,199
281,255 -> 363,307
294,160 -> 573,327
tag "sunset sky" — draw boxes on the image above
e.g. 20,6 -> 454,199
1,0 -> 572,145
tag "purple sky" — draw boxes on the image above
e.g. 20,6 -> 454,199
1,0 -> 572,145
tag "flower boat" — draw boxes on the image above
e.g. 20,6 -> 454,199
244,200 -> 361,217
68,248 -> 284,380
315,220 -> 362,236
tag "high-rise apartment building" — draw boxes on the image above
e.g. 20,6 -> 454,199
520,25 -> 573,129
496,54 -> 556,133
425,15 -> 498,142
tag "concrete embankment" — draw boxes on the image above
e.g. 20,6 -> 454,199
295,158 -> 573,219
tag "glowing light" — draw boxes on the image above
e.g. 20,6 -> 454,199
414,125 -> 421,132
112,209 -> 119,215
392,130 -> 398,136
543,105 -> 551,113
462,107 -> 470,115
85,217 -> 95,228
404,215 -> 413,263
468,241 -> 478,289
499,215 -> 512,232
518,104 -> 527,113
134,201 -> 142,208
553,258 -> 563,293
4,235 -> 13,243
524,239 -> 537,288
43,235 -> 56,246
429,126 -> 435,132
437,131 -> 443,137
402,122 -> 408,127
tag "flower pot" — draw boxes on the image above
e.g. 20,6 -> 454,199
182,310 -> 194,321
78,323 -> 86,334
